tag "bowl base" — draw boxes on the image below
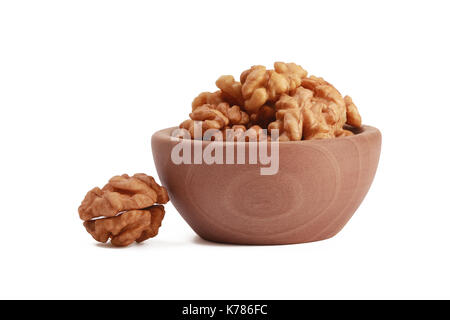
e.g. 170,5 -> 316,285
195,232 -> 339,246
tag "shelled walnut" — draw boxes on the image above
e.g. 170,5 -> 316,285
79,174 -> 169,247
179,62 -> 363,141
83,206 -> 165,247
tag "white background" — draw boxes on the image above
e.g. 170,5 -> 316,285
1,0 -> 449,299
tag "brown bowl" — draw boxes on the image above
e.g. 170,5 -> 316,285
151,125 -> 381,245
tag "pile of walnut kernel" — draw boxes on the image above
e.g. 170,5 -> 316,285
79,174 -> 169,247
180,62 -> 362,141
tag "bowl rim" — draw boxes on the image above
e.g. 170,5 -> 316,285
152,125 -> 380,145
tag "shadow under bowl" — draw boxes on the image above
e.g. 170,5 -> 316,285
151,125 -> 381,245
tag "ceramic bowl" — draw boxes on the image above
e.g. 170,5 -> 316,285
151,125 -> 381,245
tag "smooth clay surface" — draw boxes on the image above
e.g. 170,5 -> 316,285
151,126 -> 381,245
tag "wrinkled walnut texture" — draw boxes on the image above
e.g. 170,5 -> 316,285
180,62 -> 362,141
79,173 -> 169,221
83,205 -> 165,247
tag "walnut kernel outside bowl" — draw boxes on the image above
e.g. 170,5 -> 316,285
151,125 -> 381,245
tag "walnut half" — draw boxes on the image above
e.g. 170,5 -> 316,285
79,173 -> 169,221
83,206 -> 165,247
